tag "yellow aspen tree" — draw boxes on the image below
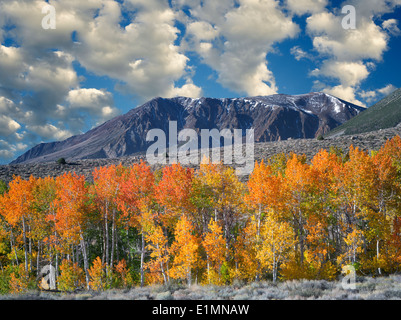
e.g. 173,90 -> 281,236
145,223 -> 170,285
169,215 -> 199,286
193,161 -> 245,258
233,218 -> 259,282
202,218 -> 226,284
257,211 -> 296,283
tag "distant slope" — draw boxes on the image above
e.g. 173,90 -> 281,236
11,93 -> 363,164
326,88 -> 401,137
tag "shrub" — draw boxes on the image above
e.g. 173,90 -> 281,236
316,134 -> 324,141
57,158 -> 67,165
58,260 -> 85,292
0,269 -> 11,294
8,264 -> 30,294
114,259 -> 135,289
88,257 -> 108,291
0,180 -> 8,195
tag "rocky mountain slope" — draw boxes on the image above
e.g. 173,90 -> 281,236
11,92 -> 363,164
2,123 -> 399,185
326,88 -> 401,137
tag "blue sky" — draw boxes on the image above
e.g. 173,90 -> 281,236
0,0 -> 400,163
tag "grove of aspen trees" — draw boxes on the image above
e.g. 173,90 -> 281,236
1,136 -> 401,293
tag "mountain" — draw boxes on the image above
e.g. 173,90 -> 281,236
326,88 -> 401,138
11,92 -> 364,164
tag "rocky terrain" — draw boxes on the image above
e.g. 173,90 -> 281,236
1,124 -> 399,185
11,93 -> 363,164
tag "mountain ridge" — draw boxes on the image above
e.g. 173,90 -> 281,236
11,92 -> 364,164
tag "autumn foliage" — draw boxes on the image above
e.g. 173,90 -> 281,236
1,137 -> 401,292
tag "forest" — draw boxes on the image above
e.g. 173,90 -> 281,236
1,136 -> 401,294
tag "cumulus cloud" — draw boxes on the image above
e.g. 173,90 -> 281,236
323,85 -> 364,106
67,88 -> 120,125
378,84 -> 397,95
307,12 -> 388,61
0,139 -> 28,161
0,115 -> 21,136
183,0 -> 299,96
305,0 -> 400,106
26,124 -> 73,141
359,84 -> 398,104
286,0 -> 328,15
311,61 -> 369,87
382,19 -> 401,36
72,0 -> 202,101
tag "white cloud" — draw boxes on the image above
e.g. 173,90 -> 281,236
286,0 -> 328,15
305,1 -> 400,106
67,88 -> 121,125
0,116 -> 21,136
290,46 -> 312,61
313,61 -> 369,87
378,84 -> 397,95
183,0 -> 299,96
0,140 -> 15,160
174,0 -> 235,25
165,82 -> 203,98
323,85 -> 365,106
382,19 -> 401,36
26,124 -> 73,141
73,0 -> 201,101
186,21 -> 219,41
359,90 -> 377,103
307,12 -> 388,61
0,139 -> 28,160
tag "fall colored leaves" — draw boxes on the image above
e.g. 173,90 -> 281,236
1,136 -> 401,293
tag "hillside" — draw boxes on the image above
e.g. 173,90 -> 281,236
326,88 -> 401,137
1,123 -> 399,185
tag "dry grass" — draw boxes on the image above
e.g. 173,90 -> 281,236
2,275 -> 401,300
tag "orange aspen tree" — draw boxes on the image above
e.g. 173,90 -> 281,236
117,161 -> 155,287
246,160 -> 283,235
282,154 -> 312,265
155,164 -> 194,229
53,173 -> 91,288
343,147 -> 382,274
115,259 -> 134,288
92,164 -> 125,271
309,149 -> 343,259
245,160 -> 284,280
0,175 -> 35,273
